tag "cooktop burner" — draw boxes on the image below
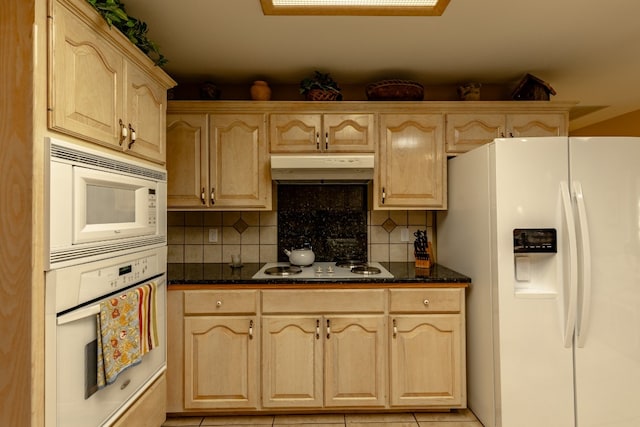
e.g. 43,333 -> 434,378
350,265 -> 382,275
251,262 -> 393,280
264,265 -> 302,276
335,260 -> 367,268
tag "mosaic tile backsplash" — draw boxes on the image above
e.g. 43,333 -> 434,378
277,184 -> 368,262
168,211 -> 435,265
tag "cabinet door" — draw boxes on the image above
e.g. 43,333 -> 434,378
377,114 -> 446,209
262,316 -> 323,408
507,113 -> 566,137
445,114 -> 504,154
50,1 -> 124,147
323,114 -> 375,152
324,315 -> 386,407
209,114 -> 271,209
124,63 -> 167,164
389,315 -> 464,407
166,114 -> 208,208
270,114 -> 322,152
184,316 -> 258,409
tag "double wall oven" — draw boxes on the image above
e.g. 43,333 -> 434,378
44,138 -> 168,427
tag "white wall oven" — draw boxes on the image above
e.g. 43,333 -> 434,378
44,138 -> 168,426
45,137 -> 167,270
45,247 -> 167,427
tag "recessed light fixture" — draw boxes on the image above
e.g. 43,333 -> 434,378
260,0 -> 451,16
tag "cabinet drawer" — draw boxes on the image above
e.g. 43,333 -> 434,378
262,290 -> 385,313
389,289 -> 462,313
184,290 -> 258,314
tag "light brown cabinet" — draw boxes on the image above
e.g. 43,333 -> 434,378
270,113 -> 375,153
261,290 -> 387,409
165,113 -> 272,210
182,290 -> 259,410
49,0 -> 175,164
168,285 -> 466,414
376,114 -> 446,210
389,289 -> 466,408
445,112 -> 567,155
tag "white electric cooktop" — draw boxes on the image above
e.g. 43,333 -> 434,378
251,261 -> 394,280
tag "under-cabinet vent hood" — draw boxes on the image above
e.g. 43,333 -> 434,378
270,154 -> 374,181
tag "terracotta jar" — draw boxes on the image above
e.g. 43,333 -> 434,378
250,80 -> 271,101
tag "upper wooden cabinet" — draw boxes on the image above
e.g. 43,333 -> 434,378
48,0 -> 175,164
445,112 -> 567,155
166,114 -> 208,207
166,112 -> 272,210
270,113 -> 375,153
376,114 -> 446,210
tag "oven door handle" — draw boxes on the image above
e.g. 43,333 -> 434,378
57,304 -> 101,326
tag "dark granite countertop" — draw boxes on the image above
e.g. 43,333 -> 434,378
167,262 -> 470,287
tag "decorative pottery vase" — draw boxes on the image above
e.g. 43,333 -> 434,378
251,80 -> 271,101
458,82 -> 481,101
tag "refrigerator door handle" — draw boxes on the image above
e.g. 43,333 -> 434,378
573,181 -> 592,347
561,181 -> 578,348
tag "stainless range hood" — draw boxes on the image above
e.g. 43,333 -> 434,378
270,154 -> 374,181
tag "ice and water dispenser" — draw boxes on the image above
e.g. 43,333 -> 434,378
513,228 -> 558,296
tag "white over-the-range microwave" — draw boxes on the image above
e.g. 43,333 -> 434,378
45,137 -> 167,269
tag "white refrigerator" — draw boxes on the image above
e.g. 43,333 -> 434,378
437,137 -> 640,427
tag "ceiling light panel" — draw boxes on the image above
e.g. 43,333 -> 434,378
260,0 -> 450,15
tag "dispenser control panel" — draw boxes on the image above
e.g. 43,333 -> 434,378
513,228 -> 557,253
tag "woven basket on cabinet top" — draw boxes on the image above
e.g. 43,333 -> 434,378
366,79 -> 424,101
305,88 -> 342,101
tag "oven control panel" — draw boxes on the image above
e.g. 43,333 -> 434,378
78,253 -> 160,302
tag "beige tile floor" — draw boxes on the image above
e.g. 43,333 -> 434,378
162,409 -> 483,427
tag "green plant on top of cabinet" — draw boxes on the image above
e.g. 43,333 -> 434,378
375,113 -> 446,210
166,113 -> 272,210
270,113 -> 374,153
445,112 -> 567,155
49,0 -> 175,164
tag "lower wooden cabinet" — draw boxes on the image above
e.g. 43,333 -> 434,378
167,286 -> 466,413
262,314 -> 386,409
390,315 -> 463,407
177,290 -> 260,410
184,316 -> 259,409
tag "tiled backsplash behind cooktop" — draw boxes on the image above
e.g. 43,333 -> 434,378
167,186 -> 435,264
277,184 -> 368,262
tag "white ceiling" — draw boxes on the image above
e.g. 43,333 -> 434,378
123,0 -> 640,130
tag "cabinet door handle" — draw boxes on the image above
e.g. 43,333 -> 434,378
316,319 -> 320,339
381,187 -> 386,204
249,320 -> 254,339
210,187 -> 215,205
200,187 -> 206,205
393,318 -> 397,338
127,124 -> 136,148
326,319 -> 331,339
423,299 -> 430,307
119,119 -> 128,146
325,132 -> 329,150
316,132 -> 320,150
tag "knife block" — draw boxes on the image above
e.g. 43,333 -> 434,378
415,242 -> 434,269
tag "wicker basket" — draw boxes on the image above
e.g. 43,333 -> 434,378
366,79 -> 424,101
305,88 -> 342,101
